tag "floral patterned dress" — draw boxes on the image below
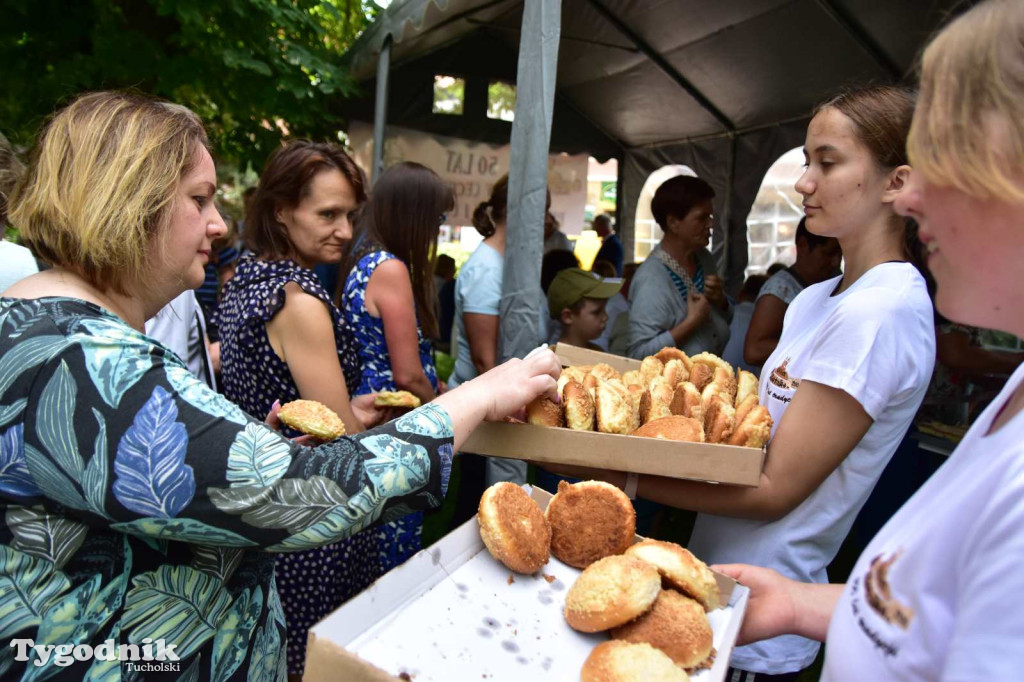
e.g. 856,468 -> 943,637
215,255 -> 422,675
0,296 -> 453,681
341,250 -> 439,569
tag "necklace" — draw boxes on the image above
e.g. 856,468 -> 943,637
655,247 -> 702,296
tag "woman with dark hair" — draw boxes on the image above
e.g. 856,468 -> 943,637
338,161 -> 453,567
545,86 -> 935,679
743,218 -> 842,367
627,175 -> 732,359
215,140 -> 390,679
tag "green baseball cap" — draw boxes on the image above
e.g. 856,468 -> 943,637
547,268 -> 623,318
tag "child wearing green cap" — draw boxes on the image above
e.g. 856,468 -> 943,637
547,267 -> 623,351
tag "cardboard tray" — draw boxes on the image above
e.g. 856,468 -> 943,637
463,344 -> 765,487
304,486 -> 750,682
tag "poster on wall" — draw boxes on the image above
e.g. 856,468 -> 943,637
348,122 -> 589,235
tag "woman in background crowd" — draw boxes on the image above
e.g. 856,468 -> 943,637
627,175 -> 732,359
216,140 -> 390,679
721,2 -> 1024,678
1,90 -> 561,681
744,218 -> 841,368
339,161 -> 453,569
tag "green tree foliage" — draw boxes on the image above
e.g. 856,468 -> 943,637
0,0 -> 378,167
487,81 -> 516,121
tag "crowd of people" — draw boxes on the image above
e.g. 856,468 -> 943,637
1,0 -> 1023,678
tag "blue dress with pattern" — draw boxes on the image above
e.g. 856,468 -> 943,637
216,254 -> 410,675
341,250 -> 438,567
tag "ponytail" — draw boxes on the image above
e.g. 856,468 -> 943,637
472,200 -> 496,238
472,174 -> 509,238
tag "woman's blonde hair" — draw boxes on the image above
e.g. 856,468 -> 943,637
10,91 -> 209,293
908,0 -> 1024,203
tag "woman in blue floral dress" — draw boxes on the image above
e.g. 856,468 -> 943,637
1,92 -> 560,681
340,163 -> 454,567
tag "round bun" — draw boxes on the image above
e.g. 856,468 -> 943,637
547,480 -> 636,568
558,366 -> 589,396
526,396 -> 564,428
727,405 -> 773,449
624,539 -> 720,611
670,382 -> 704,424
654,347 -> 692,370
477,482 -> 551,574
632,416 -> 704,443
621,370 -> 645,388
702,395 -> 736,444
640,356 -> 665,384
581,640 -> 690,682
690,352 -> 733,377
564,555 -> 661,632
662,358 -> 689,386
564,379 -> 596,430
373,390 -> 421,408
735,370 -> 758,407
734,394 -> 758,426
611,589 -> 714,670
590,363 -> 622,383
639,376 -> 674,425
277,400 -> 346,440
687,362 -> 715,392
595,383 -> 637,435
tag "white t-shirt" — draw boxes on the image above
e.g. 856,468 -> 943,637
0,240 -> 40,294
145,290 -> 215,389
450,243 -> 503,388
688,263 -> 935,674
822,363 -> 1024,681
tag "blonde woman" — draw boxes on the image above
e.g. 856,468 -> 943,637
717,1 -> 1024,678
0,91 -> 559,680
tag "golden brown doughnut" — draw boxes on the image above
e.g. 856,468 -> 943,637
595,383 -> 637,434
564,555 -> 661,632
373,390 -> 421,408
546,480 -> 636,568
734,393 -> 758,426
639,376 -> 674,425
277,400 -> 346,440
611,589 -> 714,671
564,379 -> 596,431
654,347 -> 692,370
624,539 -> 721,611
670,381 -> 704,424
640,356 -> 665,384
526,395 -> 564,428
687,362 -> 715,392
558,366 -> 590,396
478,482 -> 551,574
662,358 -> 689,386
727,405 -> 773,448
621,370 -> 645,388
736,369 -> 758,407
581,640 -> 690,682
703,395 -> 736,444
632,416 -> 704,443
690,352 -> 734,377
590,363 -> 622,383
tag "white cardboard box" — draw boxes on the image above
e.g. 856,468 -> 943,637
305,486 -> 749,682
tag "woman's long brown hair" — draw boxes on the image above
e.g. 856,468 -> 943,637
343,162 -> 454,339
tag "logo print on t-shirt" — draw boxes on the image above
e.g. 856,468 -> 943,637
864,550 -> 915,630
768,358 -> 801,391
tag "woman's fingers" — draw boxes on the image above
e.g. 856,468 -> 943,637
264,400 -> 282,430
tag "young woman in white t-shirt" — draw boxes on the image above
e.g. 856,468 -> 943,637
546,87 -> 936,678
712,2 -> 1024,679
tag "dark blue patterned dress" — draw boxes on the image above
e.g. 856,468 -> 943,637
341,250 -> 439,568
216,255 -> 391,675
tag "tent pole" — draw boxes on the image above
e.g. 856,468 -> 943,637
722,135 -> 739,293
371,34 -> 392,184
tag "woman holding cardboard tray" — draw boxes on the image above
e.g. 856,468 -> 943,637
547,84 -> 936,680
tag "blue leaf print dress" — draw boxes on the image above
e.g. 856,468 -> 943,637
214,255 -> 433,677
341,250 -> 440,570
0,296 -> 453,681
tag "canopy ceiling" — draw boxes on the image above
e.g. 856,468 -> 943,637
343,0 -> 969,157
